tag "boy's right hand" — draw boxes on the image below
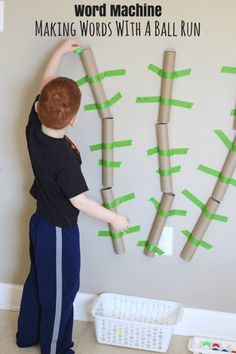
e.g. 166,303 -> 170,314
111,213 -> 130,232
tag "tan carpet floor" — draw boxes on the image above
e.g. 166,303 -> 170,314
0,309 -> 190,354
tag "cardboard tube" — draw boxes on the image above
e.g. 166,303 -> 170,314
80,48 -> 112,119
101,188 -> 125,255
233,107 -> 236,130
102,118 -> 114,187
180,197 -> 220,261
144,193 -> 175,257
211,136 -> 236,201
158,51 -> 176,123
156,123 -> 173,193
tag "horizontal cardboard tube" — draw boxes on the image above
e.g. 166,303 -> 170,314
212,135 -> 236,201
158,51 -> 176,123
102,118 -> 114,187
157,123 -> 173,193
101,187 -> 125,255
144,193 -> 175,257
180,197 -> 220,261
80,47 -> 112,119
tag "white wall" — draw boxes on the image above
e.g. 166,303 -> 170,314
0,0 -> 236,312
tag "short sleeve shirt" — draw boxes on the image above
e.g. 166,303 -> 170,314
26,94 -> 89,227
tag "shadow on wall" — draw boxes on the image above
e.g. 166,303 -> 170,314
13,48 -> 56,285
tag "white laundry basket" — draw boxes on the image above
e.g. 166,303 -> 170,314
91,293 -> 183,352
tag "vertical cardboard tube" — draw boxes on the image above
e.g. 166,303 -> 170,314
158,51 -> 176,123
101,188 -> 125,255
80,48 -> 112,119
180,197 -> 220,261
102,118 -> 114,187
157,123 -> 173,193
144,193 -> 175,257
233,107 -> 236,130
211,136 -> 236,201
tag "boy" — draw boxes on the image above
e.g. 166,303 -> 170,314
15,40 -> 129,354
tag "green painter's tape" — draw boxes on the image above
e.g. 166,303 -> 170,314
214,130 -> 236,152
77,69 -> 126,86
98,160 -> 122,168
149,197 -> 187,217
74,48 -> 84,54
98,225 -> 140,239
231,109 -> 236,116
156,166 -> 181,176
197,165 -> 236,187
148,64 -> 192,78
84,92 -> 122,111
182,189 -> 228,222
136,96 -> 193,109
137,240 -> 164,255
90,140 -> 132,151
104,193 -> 135,209
221,66 -> 236,74
147,146 -> 189,156
182,230 -> 213,250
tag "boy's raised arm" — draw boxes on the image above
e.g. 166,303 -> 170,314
39,40 -> 82,92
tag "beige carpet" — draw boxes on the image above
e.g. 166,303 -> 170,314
0,309 -> 190,354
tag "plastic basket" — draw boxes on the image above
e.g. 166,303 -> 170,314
91,293 -> 183,352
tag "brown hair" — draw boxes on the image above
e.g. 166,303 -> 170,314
37,77 -> 81,129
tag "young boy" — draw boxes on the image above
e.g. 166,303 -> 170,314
15,40 -> 129,354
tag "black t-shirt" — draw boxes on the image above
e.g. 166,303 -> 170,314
26,94 -> 89,227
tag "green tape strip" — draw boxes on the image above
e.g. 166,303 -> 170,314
156,166 -> 181,176
98,225 -> 141,239
98,160 -> 122,168
74,48 -> 84,54
137,240 -> 164,255
147,146 -> 189,156
221,66 -> 236,74
84,92 -> 122,111
136,96 -> 193,109
231,109 -> 236,116
148,64 -> 192,78
214,130 -> 236,152
197,164 -> 236,186
77,69 -> 126,86
149,197 -> 187,217
182,189 -> 228,222
182,230 -> 213,250
90,140 -> 132,151
104,193 -> 135,209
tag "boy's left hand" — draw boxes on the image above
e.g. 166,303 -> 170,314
57,39 -> 83,55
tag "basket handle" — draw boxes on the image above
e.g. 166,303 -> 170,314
90,295 -> 100,317
177,307 -> 184,323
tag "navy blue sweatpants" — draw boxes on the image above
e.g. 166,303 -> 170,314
16,209 -> 81,354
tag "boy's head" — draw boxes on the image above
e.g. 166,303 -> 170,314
36,77 -> 81,129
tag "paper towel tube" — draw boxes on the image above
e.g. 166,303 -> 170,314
80,48 -> 112,119
180,197 -> 220,261
101,187 -> 125,255
233,108 -> 236,130
102,118 -> 114,187
144,193 -> 175,257
158,51 -> 176,123
211,136 -> 236,201
156,123 -> 173,193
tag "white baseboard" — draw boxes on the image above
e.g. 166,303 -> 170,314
0,282 -> 235,340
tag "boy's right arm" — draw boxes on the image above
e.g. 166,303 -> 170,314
69,193 -> 130,232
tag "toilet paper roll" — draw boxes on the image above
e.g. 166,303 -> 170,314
101,188 -> 125,255
158,51 -> 176,123
144,193 -> 175,257
80,48 -> 112,119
